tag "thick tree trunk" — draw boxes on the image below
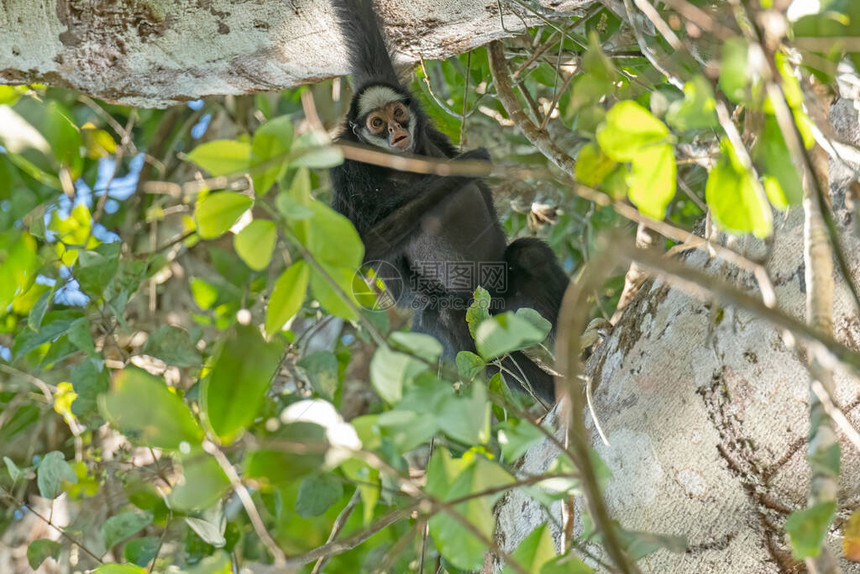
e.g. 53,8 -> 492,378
493,97 -> 860,573
0,0 -> 589,107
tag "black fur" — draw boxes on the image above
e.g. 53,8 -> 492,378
329,0 -> 568,402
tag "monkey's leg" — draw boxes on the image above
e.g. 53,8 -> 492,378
500,238 -> 569,333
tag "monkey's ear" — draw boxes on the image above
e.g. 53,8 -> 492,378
349,121 -> 359,136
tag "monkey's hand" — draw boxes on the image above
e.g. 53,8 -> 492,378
456,147 -> 491,162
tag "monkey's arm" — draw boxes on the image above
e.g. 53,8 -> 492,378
361,174 -> 474,262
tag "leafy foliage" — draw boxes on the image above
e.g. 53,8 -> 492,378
0,1 -> 853,571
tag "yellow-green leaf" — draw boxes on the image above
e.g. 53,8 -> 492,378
265,261 -> 309,335
628,144 -> 676,220
194,191 -> 253,239
234,219 -> 276,271
186,139 -> 251,176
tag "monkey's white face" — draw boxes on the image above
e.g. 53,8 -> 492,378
355,86 -> 415,153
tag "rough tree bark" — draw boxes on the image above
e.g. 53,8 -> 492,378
0,0 -> 589,108
492,96 -> 860,573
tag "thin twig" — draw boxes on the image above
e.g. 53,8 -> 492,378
0,488 -> 103,565
311,489 -> 361,574
202,440 -> 287,567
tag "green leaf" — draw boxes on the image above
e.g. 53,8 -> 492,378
185,512 -> 226,548
201,324 -> 284,444
76,243 -> 120,293
719,38 -> 750,104
251,116 -> 293,195
627,144 -> 676,220
297,351 -> 340,400
466,287 -> 492,339
541,554 -> 593,574
194,191 -> 254,239
309,264 -> 360,321
142,325 -> 202,368
234,219 -> 277,271
370,345 -> 428,404
502,524 -> 557,574
617,528 -> 687,560
70,359 -> 110,423
169,451 -> 230,511
92,564 -> 147,574
187,139 -> 252,176
44,102 -> 83,176
27,538 -> 62,570
100,368 -> 204,450
426,450 -> 514,570
37,451 -> 77,499
292,132 -> 345,169
496,419 -> 545,461
705,139 -> 772,238
666,76 -> 719,131
390,331 -> 443,363
4,456 -> 23,482
596,101 -> 670,162
265,260 -> 309,334
245,423 -> 327,486
456,351 -> 485,382
786,501 -> 837,559
296,473 -> 344,517
299,201 -> 364,270
123,536 -> 159,567
181,551 -> 232,574
190,277 -> 219,310
68,317 -> 96,356
27,286 -> 53,332
0,231 -> 40,314
807,443 -> 841,478
756,115 -> 803,210
575,142 -> 616,187
475,312 -> 548,361
102,511 -> 153,550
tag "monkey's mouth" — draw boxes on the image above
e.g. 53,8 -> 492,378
391,133 -> 410,149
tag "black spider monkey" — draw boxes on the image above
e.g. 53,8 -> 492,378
329,0 -> 568,402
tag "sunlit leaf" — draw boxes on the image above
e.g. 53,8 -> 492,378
187,139 -> 252,176
666,75 -> 719,131
251,116 -> 293,195
194,191 -> 253,239
575,142 -> 616,187
265,261 -> 309,335
628,144 -> 676,220
596,101 -> 670,162
705,139 -> 772,238
234,219 -> 277,271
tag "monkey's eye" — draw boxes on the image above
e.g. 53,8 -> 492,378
394,105 -> 407,120
368,116 -> 385,132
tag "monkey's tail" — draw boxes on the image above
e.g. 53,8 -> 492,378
331,0 -> 400,89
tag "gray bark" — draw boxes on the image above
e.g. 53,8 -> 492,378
0,0 -> 589,108
493,97 -> 860,573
